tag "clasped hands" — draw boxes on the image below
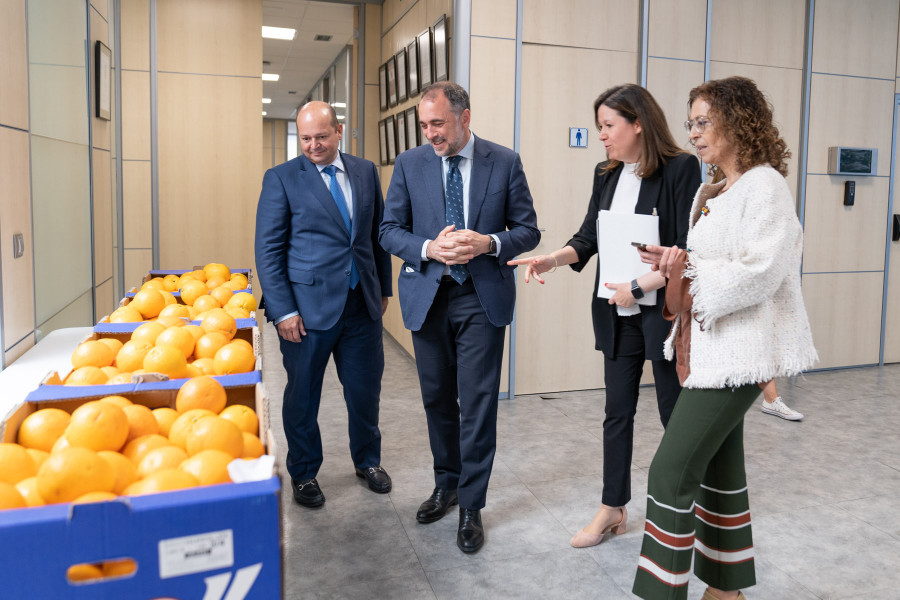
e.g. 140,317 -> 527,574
427,224 -> 492,265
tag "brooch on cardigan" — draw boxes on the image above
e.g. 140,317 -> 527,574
700,206 -> 710,217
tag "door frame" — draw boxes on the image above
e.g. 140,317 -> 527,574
879,93 -> 900,365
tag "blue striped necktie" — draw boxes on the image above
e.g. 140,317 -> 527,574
445,155 -> 468,284
323,164 -> 359,289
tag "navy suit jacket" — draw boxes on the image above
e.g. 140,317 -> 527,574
255,152 -> 392,330
379,135 -> 540,331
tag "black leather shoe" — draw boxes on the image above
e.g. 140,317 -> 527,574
416,488 -> 458,524
355,465 -> 392,493
457,508 -> 484,553
291,477 -> 325,507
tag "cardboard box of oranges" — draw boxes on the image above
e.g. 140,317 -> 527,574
0,379 -> 281,599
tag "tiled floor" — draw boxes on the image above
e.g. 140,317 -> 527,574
260,319 -> 900,599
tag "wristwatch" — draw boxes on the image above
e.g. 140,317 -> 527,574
630,279 -> 644,299
489,237 -> 497,254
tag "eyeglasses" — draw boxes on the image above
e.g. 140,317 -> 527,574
684,117 -> 712,133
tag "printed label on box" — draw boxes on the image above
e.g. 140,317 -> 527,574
158,529 -> 235,579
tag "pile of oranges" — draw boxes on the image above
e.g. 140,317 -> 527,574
64,308 -> 256,385
0,376 -> 265,511
107,263 -> 255,325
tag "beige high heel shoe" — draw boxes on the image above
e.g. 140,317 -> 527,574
570,506 -> 627,548
701,589 -> 746,600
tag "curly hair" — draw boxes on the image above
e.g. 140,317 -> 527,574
688,76 -> 790,178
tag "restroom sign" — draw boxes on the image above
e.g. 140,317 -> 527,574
570,127 -> 588,148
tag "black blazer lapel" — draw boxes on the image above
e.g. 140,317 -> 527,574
598,165 -> 622,211
635,169 -> 662,215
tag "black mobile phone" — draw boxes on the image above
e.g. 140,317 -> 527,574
630,242 -> 647,251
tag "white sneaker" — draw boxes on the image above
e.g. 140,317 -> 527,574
761,396 -> 803,421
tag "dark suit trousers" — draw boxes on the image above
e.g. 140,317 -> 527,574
602,313 -> 681,507
411,278 -> 506,510
278,287 -> 384,481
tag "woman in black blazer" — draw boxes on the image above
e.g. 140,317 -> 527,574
510,84 -> 700,548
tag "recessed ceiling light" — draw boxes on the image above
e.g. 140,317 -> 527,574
331,102 -> 347,108
262,73 -> 280,82
262,111 -> 267,116
262,26 -> 296,40
262,98 -> 272,104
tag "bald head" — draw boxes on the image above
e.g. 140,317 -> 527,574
297,101 -> 343,165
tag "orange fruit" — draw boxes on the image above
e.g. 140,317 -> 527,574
204,263 -> 231,281
100,365 -> 121,379
175,376 -> 227,414
241,432 -> 265,459
108,305 -> 143,323
178,449 -> 233,485
143,345 -> 188,379
230,273 -> 249,289
205,276 -> 228,291
225,307 -> 251,320
186,305 -> 200,320
152,407 -> 179,437
106,372 -> 134,385
37,447 -> 115,503
168,409 -> 215,449
228,338 -> 253,353
221,279 -> 240,291
65,401 -> 129,452
192,294 -> 221,313
185,364 -> 204,378
98,395 -> 132,408
73,491 -> 117,503
176,273 -> 198,289
122,404 -> 160,442
183,323 -> 205,343
0,481 -> 27,510
156,315 -> 187,329
214,342 -> 255,375
136,445 -> 189,478
50,435 -> 71,453
97,337 -> 124,356
122,434 -> 171,465
67,563 -> 103,582
191,358 -> 216,376
185,416 -> 243,458
194,332 -> 230,360
162,274 -> 180,292
189,269 -> 208,282
155,326 -> 195,359
219,404 -> 259,434
25,449 -> 49,469
116,341 -> 153,372
200,309 -> 237,340
130,289 -> 166,319
159,303 -> 191,320
131,321 -> 167,346
14,476 -> 46,507
101,558 -> 137,578
72,340 -> 116,369
159,290 -> 177,306
225,292 -> 257,312
180,280 -> 209,306
65,366 -> 109,386
141,277 -> 165,291
98,450 -> 138,493
124,468 -> 199,496
210,286 -> 233,307
17,408 -> 70,452
0,443 -> 37,484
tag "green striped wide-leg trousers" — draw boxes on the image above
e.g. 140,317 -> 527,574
632,383 -> 761,600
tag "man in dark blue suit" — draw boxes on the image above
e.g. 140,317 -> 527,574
255,101 -> 392,508
380,82 -> 540,552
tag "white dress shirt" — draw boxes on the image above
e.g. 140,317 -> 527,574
608,162 -> 641,317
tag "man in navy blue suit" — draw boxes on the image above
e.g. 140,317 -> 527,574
380,82 -> 540,552
255,101 -> 392,507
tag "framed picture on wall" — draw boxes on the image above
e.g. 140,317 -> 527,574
395,48 -> 408,103
406,39 -> 419,97
386,56 -> 398,107
95,40 -> 111,120
417,28 -> 433,88
379,119 -> 388,165
433,15 -> 448,82
386,114 -> 397,164
378,64 -> 388,111
405,107 -> 419,148
396,109 -> 408,155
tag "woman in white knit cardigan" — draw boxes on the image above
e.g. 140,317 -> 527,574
631,77 -> 817,600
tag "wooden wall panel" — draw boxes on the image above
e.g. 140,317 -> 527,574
647,57 -> 705,153
157,0 -> 261,76
0,127 -> 34,350
28,65 -> 90,144
0,0 -> 29,129
90,4 -> 111,152
123,161 -> 152,248
121,0 -> 149,70
648,0 -> 706,61
36,290 -> 94,342
802,175 -> 888,273
469,37 -> 515,148
157,73 -> 261,270
710,0 -> 805,69
472,0 -> 516,39
121,70 -> 151,160
515,44 -> 637,395
812,0 -> 899,79
523,0 -> 638,52
802,272 -> 883,368
92,148 -> 113,284
884,158 -> 900,363
124,248 -> 152,291
5,334 -> 35,366
91,0 -> 109,21
94,278 -> 115,323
